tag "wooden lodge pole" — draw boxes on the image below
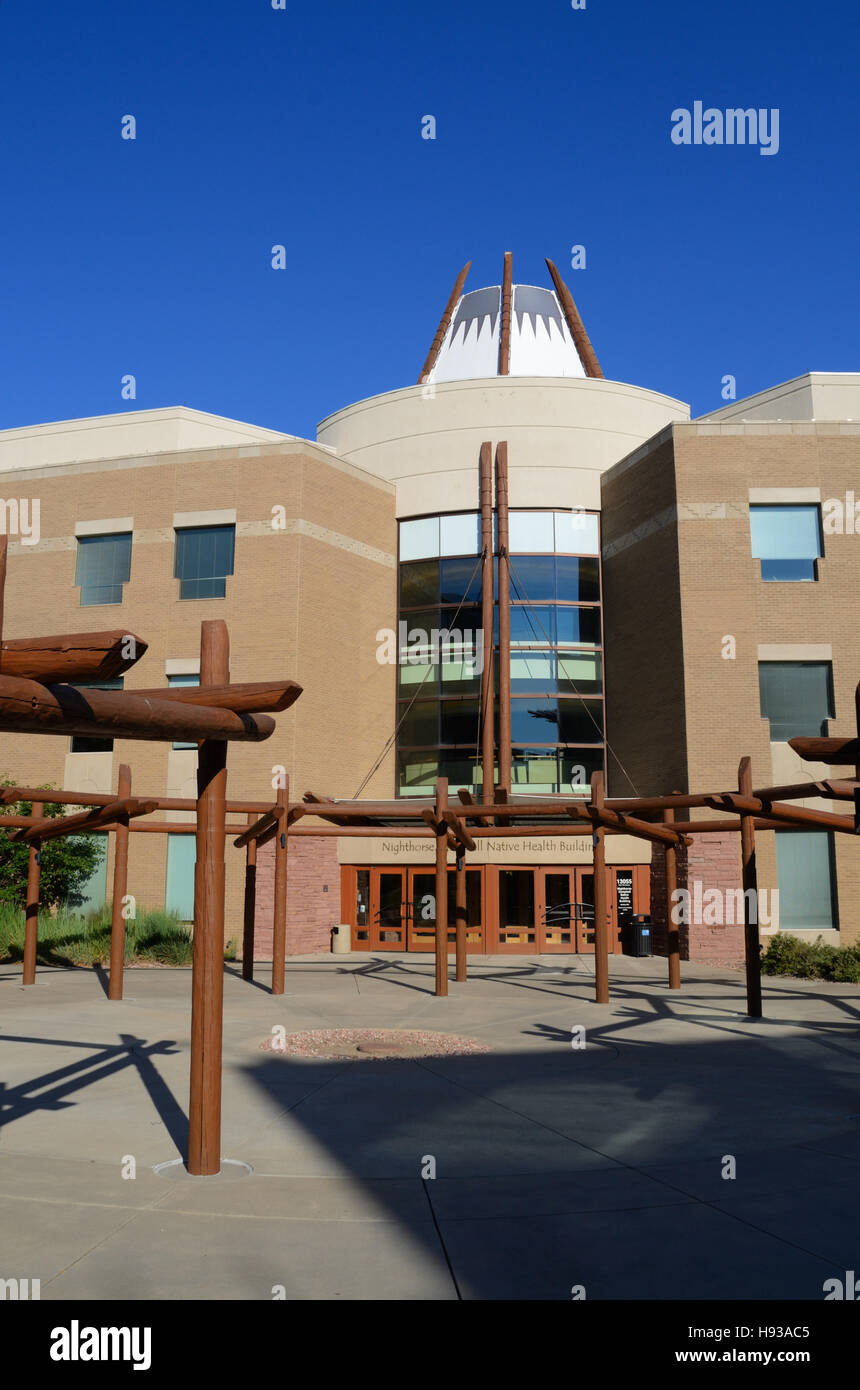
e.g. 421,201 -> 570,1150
188,620 -> 229,1176
242,812 -> 257,983
738,757 -> 763,1018
663,806 -> 681,989
22,803 -> 44,986
455,851 -> 467,983
435,777 -> 449,997
479,443 -> 495,803
495,442 -> 511,798
108,763 -> 132,1001
271,778 -> 289,995
591,770 -> 610,1005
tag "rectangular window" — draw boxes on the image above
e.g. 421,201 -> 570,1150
168,673 -> 201,750
758,661 -> 834,740
174,524 -> 235,600
775,831 -> 838,931
749,504 -> 822,581
165,834 -> 196,921
69,679 -> 123,754
75,533 -> 132,606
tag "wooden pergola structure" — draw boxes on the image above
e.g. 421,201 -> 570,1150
0,537 -> 300,1175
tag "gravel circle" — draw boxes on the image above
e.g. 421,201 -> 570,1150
260,1027 -> 491,1060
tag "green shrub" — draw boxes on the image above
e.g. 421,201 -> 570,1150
762,933 -> 860,983
0,903 -> 193,968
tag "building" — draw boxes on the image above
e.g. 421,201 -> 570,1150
0,256 -> 857,965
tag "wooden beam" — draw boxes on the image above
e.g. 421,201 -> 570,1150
495,442 -> 511,797
498,252 -> 513,375
664,807 -> 681,990
738,758 -> 762,1018
435,777 -> 449,997
545,258 -> 603,378
22,803 -> 43,986
706,793 -> 856,834
232,806 -> 282,848
12,797 -> 158,844
0,676 -> 276,743
455,851 -> 467,983
108,765 -> 131,1001
0,786 -> 282,813
128,680 -> 302,715
242,812 -> 257,983
0,629 -> 148,682
457,787 -> 490,827
480,441 -> 495,805
788,735 -> 860,766
418,261 -> 471,384
188,620 -> 229,1177
272,779 -> 289,995
591,771 -> 609,1004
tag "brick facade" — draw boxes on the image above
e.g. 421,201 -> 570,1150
250,835 -> 340,959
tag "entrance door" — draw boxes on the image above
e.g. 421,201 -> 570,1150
533,867 -> 625,953
497,869 -> 536,952
368,867 -> 408,950
407,868 -> 484,952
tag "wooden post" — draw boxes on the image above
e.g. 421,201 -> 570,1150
22,802 -> 44,986
108,763 -> 131,1000
241,811 -> 257,982
738,757 -> 763,1018
435,777 -> 449,997
591,770 -> 609,1005
271,778 -> 289,995
663,806 -> 681,990
455,851 -> 467,982
188,620 -> 229,1176
495,443 -> 511,797
479,442 -> 495,802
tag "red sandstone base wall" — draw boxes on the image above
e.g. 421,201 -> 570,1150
651,831 -> 746,968
248,835 -> 341,959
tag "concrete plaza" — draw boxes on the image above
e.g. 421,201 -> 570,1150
1,952 -> 859,1301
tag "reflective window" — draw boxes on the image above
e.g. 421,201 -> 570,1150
75,533 -> 132,607
749,505 -> 822,581
169,673 -> 200,750
758,661 -> 833,740
174,525 -> 235,600
69,678 -> 123,754
396,509 -> 604,795
775,831 -> 838,930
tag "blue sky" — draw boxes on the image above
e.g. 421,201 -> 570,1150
0,0 -> 857,438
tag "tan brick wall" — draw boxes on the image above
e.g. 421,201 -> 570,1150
600,432 -> 688,797
603,422 -> 860,950
0,441 -> 396,942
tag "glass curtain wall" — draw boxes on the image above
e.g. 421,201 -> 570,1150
397,509 -> 604,796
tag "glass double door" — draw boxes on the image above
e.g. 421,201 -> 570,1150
495,866 -> 611,953
360,866 -> 484,952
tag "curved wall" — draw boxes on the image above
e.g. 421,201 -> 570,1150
318,376 -> 690,518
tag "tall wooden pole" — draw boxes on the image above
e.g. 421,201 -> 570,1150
241,811 -> 257,983
188,620 -> 229,1176
738,757 -> 763,1018
479,442 -> 495,803
591,770 -> 609,1005
434,777 -> 449,997
495,443 -> 511,797
22,802 -> 44,986
498,252 -> 513,375
454,851 -> 467,982
663,806 -> 681,990
271,778 -> 289,995
108,763 -> 131,1000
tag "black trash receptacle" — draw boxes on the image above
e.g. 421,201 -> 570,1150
623,912 -> 653,958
